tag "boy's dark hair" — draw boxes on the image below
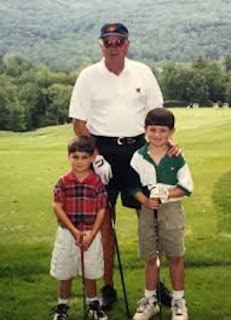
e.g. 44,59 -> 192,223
145,108 -> 175,129
68,135 -> 95,155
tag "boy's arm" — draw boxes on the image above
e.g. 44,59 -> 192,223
177,162 -> 194,195
133,187 -> 185,209
168,187 -> 186,199
149,183 -> 188,204
149,183 -> 188,203
82,208 -> 105,250
91,208 -> 105,238
134,191 -> 159,210
53,202 -> 82,244
149,159 -> 193,203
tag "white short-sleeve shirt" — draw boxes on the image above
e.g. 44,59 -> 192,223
69,58 -> 163,137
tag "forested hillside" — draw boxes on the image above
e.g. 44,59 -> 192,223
1,0 -> 230,69
1,55 -> 230,131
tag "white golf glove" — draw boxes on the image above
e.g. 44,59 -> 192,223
93,155 -> 113,185
149,184 -> 169,203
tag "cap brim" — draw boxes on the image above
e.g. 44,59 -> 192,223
100,32 -> 128,38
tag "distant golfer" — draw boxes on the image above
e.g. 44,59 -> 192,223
50,136 -> 108,320
69,22 -> 178,309
129,108 -> 193,320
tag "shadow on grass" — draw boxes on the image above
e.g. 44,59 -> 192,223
1,240 -> 230,282
0,243 -> 51,279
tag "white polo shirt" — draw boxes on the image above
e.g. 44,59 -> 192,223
69,58 -> 163,137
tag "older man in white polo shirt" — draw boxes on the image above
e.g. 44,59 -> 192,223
69,22 -> 172,311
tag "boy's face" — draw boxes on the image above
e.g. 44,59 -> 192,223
145,125 -> 175,147
69,151 -> 93,174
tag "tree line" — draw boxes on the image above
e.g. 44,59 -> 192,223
0,55 -> 230,132
159,55 -> 231,107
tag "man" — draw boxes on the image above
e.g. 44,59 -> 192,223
69,22 -> 173,310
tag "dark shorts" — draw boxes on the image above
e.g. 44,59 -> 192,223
93,134 -> 145,209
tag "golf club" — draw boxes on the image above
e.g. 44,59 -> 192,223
111,216 -> 131,319
154,208 -> 162,320
80,234 -> 87,320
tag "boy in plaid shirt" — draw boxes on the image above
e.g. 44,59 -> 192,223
50,135 -> 108,320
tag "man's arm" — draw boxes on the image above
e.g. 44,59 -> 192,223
145,67 -> 181,156
73,119 -> 90,136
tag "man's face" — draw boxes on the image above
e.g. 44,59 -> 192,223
99,35 -> 130,61
145,125 -> 175,148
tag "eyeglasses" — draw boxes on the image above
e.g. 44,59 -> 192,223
102,38 -> 127,49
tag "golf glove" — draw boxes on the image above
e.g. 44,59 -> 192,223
149,184 -> 169,203
93,155 -> 113,185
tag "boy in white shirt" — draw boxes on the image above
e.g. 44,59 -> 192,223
129,108 -> 193,320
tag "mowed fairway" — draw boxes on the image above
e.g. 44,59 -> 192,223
0,108 -> 231,320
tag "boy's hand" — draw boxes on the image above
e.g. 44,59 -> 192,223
93,155 -> 113,185
82,232 -> 94,251
167,139 -> 182,157
149,184 -> 169,203
73,229 -> 83,247
144,197 -> 160,210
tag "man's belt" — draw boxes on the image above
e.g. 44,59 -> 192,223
92,134 -> 144,145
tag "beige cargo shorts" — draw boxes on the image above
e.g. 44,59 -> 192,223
138,201 -> 185,261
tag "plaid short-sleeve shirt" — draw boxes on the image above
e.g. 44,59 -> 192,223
53,171 -> 108,231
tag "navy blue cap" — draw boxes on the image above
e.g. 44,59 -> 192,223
100,23 -> 129,38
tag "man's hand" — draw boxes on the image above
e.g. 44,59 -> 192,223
93,155 -> 113,185
167,139 -> 182,157
149,184 -> 169,203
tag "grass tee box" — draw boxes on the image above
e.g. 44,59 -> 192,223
0,108 -> 231,320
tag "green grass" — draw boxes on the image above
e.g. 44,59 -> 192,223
0,108 -> 231,320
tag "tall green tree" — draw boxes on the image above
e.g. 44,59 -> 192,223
46,83 -> 73,125
0,74 -> 26,130
186,71 -> 209,104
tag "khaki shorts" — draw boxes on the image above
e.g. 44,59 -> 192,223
50,227 -> 104,280
138,202 -> 185,261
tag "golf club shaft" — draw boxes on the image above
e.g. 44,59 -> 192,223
154,209 -> 162,320
80,235 -> 87,320
111,218 -> 131,319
